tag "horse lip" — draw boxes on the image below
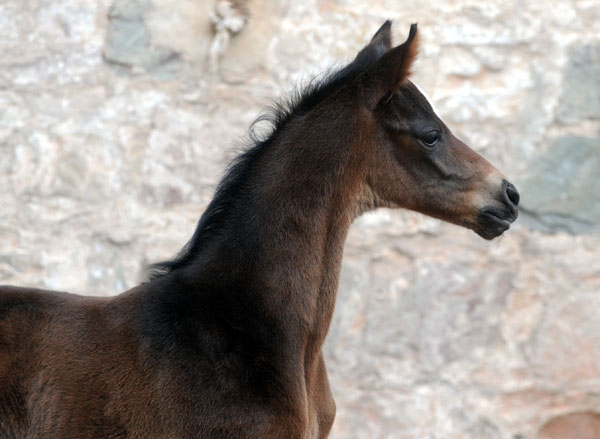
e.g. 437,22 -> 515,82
484,211 -> 512,226
475,208 -> 517,240
483,207 -> 519,224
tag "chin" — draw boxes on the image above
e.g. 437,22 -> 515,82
474,207 -> 518,240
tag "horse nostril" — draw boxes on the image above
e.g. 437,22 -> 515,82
505,182 -> 520,207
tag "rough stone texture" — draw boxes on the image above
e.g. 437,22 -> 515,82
104,0 -> 182,74
519,135 -> 600,233
557,42 -> 600,124
1,1 -> 600,438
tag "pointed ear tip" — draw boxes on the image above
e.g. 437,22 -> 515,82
409,23 -> 418,38
374,20 -> 393,36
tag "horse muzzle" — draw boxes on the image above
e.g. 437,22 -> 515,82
475,180 -> 519,240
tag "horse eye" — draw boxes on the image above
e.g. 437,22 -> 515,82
421,131 -> 440,147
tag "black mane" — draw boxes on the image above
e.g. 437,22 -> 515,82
148,40 -> 385,280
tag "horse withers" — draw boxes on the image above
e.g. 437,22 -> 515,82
0,22 -> 519,438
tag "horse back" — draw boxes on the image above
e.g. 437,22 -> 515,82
0,287 -> 67,434
0,283 -> 310,438
0,286 -> 128,437
0,285 -> 73,372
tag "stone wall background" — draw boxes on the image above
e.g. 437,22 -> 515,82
1,0 -> 600,438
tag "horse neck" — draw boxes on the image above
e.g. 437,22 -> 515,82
183,114 -> 365,364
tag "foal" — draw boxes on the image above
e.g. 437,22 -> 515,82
0,22 -> 519,438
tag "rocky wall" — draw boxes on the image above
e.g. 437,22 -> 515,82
1,0 -> 600,438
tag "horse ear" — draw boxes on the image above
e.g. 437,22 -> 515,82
367,20 -> 393,56
349,20 -> 393,68
362,23 -> 419,108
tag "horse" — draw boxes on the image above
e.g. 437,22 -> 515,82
0,21 -> 519,438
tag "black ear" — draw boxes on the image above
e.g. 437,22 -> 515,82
370,20 -> 393,50
361,23 -> 419,108
352,20 -> 394,67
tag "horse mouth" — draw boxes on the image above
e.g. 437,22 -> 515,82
475,207 -> 518,240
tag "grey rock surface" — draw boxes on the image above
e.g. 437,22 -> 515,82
519,135 -> 600,234
557,42 -> 600,124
